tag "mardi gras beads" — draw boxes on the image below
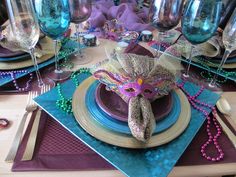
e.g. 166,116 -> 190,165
56,68 -> 91,114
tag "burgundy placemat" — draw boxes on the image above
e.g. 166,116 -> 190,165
12,112 -> 113,171
12,110 -> 236,171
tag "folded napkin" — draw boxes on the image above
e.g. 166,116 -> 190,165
0,22 -> 55,58
88,0 -> 153,31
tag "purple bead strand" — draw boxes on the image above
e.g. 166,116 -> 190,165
177,80 -> 224,162
0,70 -> 33,91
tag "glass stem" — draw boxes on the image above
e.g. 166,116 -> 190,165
76,24 -> 82,55
209,49 -> 231,87
29,48 -> 44,87
183,45 -> 194,78
54,40 -> 61,73
156,32 -> 164,57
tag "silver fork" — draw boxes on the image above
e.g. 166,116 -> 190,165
21,84 -> 51,161
5,91 -> 38,163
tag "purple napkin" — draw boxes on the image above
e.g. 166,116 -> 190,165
89,0 -> 153,31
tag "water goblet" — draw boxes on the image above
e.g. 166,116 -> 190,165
181,0 -> 222,78
69,0 -> 92,64
6,0 -> 46,87
209,8 -> 236,87
149,0 -> 185,55
34,0 -> 71,81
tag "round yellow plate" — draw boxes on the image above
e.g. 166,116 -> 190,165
72,77 -> 191,149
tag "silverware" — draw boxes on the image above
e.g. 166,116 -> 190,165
215,113 -> 236,149
21,84 -> 50,161
216,97 -> 236,131
5,91 -> 38,163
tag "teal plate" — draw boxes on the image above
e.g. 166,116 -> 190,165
0,53 -> 30,62
34,74 -> 220,177
86,81 -> 180,135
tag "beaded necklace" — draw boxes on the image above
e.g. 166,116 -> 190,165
177,80 -> 224,162
56,68 -> 91,114
196,56 -> 236,83
0,70 -> 33,91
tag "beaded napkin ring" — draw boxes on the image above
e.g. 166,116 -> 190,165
177,80 -> 224,162
56,68 -> 91,114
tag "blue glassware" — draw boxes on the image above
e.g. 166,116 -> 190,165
34,0 -> 71,81
181,0 -> 222,78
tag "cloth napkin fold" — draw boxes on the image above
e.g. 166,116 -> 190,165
88,0 -> 153,31
0,22 -> 56,58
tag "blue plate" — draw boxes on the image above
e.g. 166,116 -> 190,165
0,53 -> 30,62
86,81 -> 181,135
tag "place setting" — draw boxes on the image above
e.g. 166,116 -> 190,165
1,0 -> 236,177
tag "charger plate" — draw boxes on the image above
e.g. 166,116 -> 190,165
72,77 -> 191,149
86,81 -> 180,135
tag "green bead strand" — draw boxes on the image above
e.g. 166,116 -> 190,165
56,68 -> 92,114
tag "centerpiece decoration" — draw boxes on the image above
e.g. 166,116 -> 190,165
92,49 -> 176,142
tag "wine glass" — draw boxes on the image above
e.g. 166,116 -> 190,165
209,8 -> 236,87
69,0 -> 92,64
6,0 -> 45,87
181,0 -> 222,78
34,0 -> 71,81
149,0 -> 185,55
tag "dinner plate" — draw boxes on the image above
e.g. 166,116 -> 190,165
95,83 -> 173,122
0,53 -> 54,70
72,77 -> 191,149
0,52 -> 29,62
0,38 -> 55,70
0,45 -> 27,58
86,81 -> 180,135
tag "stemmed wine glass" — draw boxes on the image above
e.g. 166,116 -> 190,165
209,8 -> 236,87
34,0 -> 71,81
149,0 -> 185,55
6,0 -> 45,87
181,0 -> 222,78
69,0 -> 92,64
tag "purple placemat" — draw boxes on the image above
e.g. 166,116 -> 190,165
12,110 -> 236,172
12,111 -> 113,171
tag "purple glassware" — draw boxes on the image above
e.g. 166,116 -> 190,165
95,84 -> 173,123
69,0 -> 92,64
149,0 -> 185,55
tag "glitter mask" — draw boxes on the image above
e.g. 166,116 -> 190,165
119,78 -> 157,100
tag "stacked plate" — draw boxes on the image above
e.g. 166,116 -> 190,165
0,37 -> 54,70
72,77 -> 191,149
205,50 -> 236,69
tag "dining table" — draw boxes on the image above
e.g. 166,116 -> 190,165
0,36 -> 236,177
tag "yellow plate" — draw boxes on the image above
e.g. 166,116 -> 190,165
72,77 -> 191,149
